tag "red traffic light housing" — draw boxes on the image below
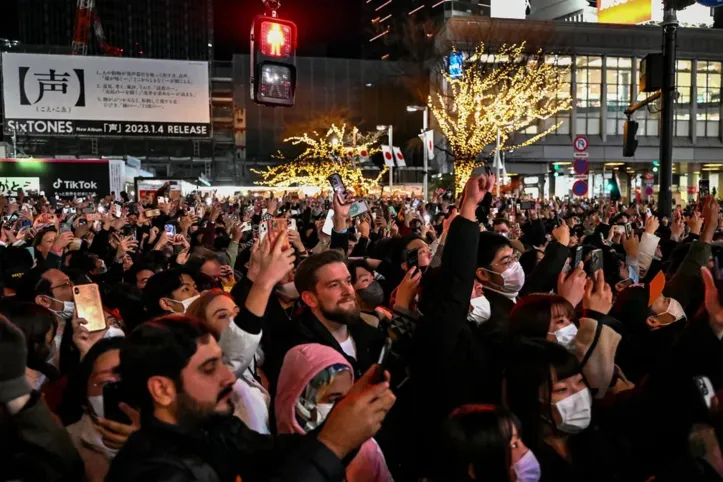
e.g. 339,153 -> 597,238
251,16 -> 297,107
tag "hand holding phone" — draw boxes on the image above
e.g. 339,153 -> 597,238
73,284 -> 106,332
102,381 -> 133,424
328,173 -> 349,205
373,338 -> 393,384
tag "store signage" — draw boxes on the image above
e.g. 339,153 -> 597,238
598,0 -> 653,25
0,159 -> 111,198
1,53 -> 211,138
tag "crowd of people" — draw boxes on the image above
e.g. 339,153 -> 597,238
1,174 -> 722,482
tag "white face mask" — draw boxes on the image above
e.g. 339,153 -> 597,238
663,297 -> 685,321
468,296 -> 491,325
484,262 -> 525,297
51,299 -> 75,320
553,387 -> 592,434
514,449 -> 541,482
87,394 -> 105,418
550,323 -> 578,352
167,294 -> 200,313
276,282 -> 300,301
315,402 -> 334,423
104,326 -> 125,339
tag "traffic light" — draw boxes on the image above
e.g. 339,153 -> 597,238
250,15 -> 297,107
653,160 -> 660,166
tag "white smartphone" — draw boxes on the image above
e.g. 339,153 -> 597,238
258,221 -> 269,243
322,210 -> 335,236
287,218 -> 297,231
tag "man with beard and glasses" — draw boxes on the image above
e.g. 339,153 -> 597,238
107,315 -> 396,482
266,250 -> 384,386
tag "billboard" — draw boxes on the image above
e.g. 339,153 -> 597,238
598,0 -> 653,24
0,159 -> 116,198
1,53 -> 211,138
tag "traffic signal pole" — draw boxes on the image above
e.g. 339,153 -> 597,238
658,7 -> 678,219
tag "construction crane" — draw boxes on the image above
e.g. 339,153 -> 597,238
72,0 -> 123,56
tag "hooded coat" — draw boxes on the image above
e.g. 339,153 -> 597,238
275,343 -> 392,482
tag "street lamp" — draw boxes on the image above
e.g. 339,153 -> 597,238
407,105 -> 430,201
377,124 -> 394,192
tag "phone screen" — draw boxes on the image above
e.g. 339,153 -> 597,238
73,284 -> 106,332
102,382 -> 132,424
406,248 -> 419,269
164,224 -> 176,237
587,249 -> 603,277
573,246 -> 583,267
625,223 -> 632,237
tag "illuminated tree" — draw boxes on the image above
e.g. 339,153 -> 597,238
252,123 -> 387,193
429,42 -> 572,193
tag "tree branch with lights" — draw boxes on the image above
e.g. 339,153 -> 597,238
252,123 -> 387,193
429,42 -> 572,193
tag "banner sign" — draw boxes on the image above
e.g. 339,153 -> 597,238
2,53 -> 211,138
0,159 -> 111,198
598,0 -> 653,24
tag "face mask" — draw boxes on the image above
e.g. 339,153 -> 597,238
166,294 -> 199,313
484,262 -> 525,297
663,297 -> 685,322
550,323 -> 578,352
467,296 -> 491,325
627,264 -> 639,284
357,280 -> 384,308
514,449 -> 541,482
552,387 -> 592,434
88,394 -> 104,418
276,282 -> 300,301
315,402 -> 334,423
104,326 -> 125,338
51,299 -> 75,320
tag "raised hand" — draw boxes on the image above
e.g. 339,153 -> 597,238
317,365 -> 396,459
622,232 -> 639,258
557,262 -> 586,308
583,269 -> 613,315
255,231 -> 295,289
552,223 -> 570,247
394,266 -> 422,310
52,231 -> 74,252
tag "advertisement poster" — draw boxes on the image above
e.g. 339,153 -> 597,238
2,53 -> 211,138
0,159 -> 111,198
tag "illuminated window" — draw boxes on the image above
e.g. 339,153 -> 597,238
675,60 -> 692,137
575,56 -> 602,135
696,60 -> 721,138
605,57 -> 632,136
542,56 -> 572,135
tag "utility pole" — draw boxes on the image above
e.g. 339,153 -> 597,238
658,7 -> 678,219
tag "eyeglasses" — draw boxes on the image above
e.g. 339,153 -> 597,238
50,280 -> 73,291
490,250 -> 521,269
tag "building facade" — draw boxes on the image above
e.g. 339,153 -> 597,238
434,16 -> 723,201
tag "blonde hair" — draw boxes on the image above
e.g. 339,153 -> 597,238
185,289 -> 232,337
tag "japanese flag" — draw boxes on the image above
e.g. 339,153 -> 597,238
392,146 -> 406,167
424,130 -> 435,160
344,147 -> 355,160
381,145 -> 395,167
358,147 -> 370,163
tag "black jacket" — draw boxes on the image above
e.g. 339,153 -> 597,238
106,414 -> 345,482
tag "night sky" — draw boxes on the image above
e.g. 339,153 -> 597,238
214,0 -> 364,59
0,0 -> 364,60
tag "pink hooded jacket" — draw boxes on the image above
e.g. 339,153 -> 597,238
275,343 -> 392,482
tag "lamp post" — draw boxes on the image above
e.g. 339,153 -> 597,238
407,105 -> 429,201
377,124 -> 393,192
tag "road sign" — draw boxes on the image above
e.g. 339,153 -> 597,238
645,186 -> 654,196
572,180 -> 588,196
573,159 -> 589,174
573,152 -> 589,159
573,135 -> 589,152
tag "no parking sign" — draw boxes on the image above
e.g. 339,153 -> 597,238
572,180 -> 588,197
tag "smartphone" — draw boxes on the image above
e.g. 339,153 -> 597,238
164,224 -> 176,237
240,222 -> 253,233
321,209 -> 335,236
269,218 -> 289,249
113,204 -> 122,218
328,173 -> 349,204
145,209 -> 161,218
287,218 -> 297,231
19,219 -> 31,229
59,224 -> 72,234
258,220 -> 269,243
625,223 -> 632,238
82,206 -> 95,214
348,200 -> 369,218
587,249 -> 603,277
411,198 -> 421,211
693,375 -> 715,409
373,338 -> 393,384
573,246 -> 583,268
520,201 -> 534,210
157,196 -> 167,204
102,381 -> 132,424
86,213 -> 101,221
73,284 -> 106,332
406,248 -> 419,270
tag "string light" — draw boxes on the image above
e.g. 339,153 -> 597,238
252,123 -> 388,194
429,42 -> 572,193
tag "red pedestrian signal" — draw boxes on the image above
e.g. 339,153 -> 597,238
251,16 -> 297,107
